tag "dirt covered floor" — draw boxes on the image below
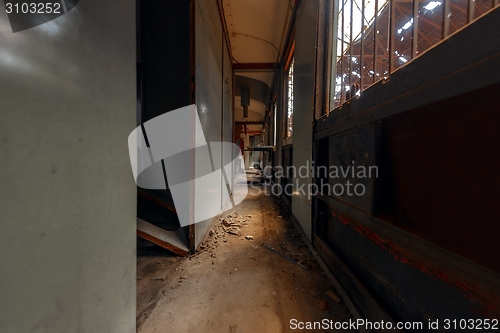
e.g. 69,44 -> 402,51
137,175 -> 354,333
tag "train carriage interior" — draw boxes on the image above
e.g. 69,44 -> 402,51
1,0 -> 500,332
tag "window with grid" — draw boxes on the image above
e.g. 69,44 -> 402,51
329,0 -> 499,111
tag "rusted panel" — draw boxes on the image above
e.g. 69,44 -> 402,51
315,194 -> 500,320
328,123 -> 380,215
313,235 -> 400,329
311,0 -> 500,325
137,220 -> 189,256
378,82 -> 500,274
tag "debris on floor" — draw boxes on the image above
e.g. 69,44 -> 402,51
136,182 -> 355,333
219,212 -> 249,236
319,299 -> 330,312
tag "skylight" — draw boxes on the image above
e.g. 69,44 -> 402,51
424,1 -> 441,11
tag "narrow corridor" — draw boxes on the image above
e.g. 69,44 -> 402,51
137,173 -> 353,333
2,1 -> 500,332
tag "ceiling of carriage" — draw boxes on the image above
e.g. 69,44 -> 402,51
220,0 -> 296,127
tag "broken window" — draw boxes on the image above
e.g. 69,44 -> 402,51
329,0 -> 499,111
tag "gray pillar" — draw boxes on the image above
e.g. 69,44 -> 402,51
0,2 -> 136,332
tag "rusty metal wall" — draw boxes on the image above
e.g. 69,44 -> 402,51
0,2 -> 136,332
313,4 -> 500,324
379,84 -> 500,273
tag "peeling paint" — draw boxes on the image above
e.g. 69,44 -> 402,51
330,210 -> 500,318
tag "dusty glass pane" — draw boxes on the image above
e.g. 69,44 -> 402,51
350,0 -> 363,95
474,0 -> 495,20
375,0 -> 390,80
448,0 -> 468,35
417,0 -> 443,55
392,1 -> 414,71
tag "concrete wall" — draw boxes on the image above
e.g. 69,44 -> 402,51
313,6 -> 500,324
0,2 -> 136,333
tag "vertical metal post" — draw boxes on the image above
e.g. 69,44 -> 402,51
340,0 -> 345,104
329,0 -> 340,111
412,0 -> 419,59
373,0 -> 378,83
388,0 -> 395,75
443,0 -> 450,39
349,0 -> 354,92
324,0 -> 332,113
468,0 -> 475,23
360,0 -> 365,90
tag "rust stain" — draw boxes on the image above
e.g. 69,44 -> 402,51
330,209 -> 499,318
